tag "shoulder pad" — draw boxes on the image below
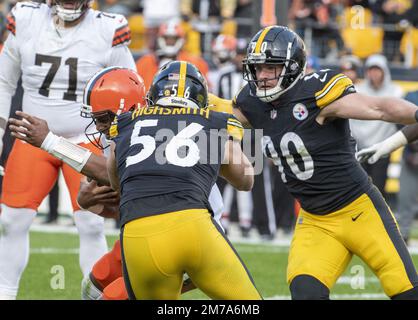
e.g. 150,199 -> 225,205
303,69 -> 355,109
6,1 -> 44,36
93,11 -> 131,47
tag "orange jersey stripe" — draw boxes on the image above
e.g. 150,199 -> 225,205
113,25 -> 130,38
6,13 -> 16,35
112,33 -> 131,47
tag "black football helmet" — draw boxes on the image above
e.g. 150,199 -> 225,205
147,60 -> 208,109
243,25 -> 307,102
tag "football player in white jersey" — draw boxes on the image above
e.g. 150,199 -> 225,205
0,0 -> 136,299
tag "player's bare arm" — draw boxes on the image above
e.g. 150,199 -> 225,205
232,107 -> 250,127
9,110 -> 110,185
317,92 -> 418,125
220,139 -> 254,191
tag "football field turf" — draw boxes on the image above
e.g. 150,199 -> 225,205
16,230 -> 418,300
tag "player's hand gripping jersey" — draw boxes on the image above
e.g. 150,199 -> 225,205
0,1 -> 135,142
235,69 -> 370,215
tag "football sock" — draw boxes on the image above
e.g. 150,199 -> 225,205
74,210 -> 107,277
0,206 -> 36,299
290,274 -> 330,300
91,240 -> 122,289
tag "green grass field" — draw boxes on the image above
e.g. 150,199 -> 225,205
16,230 -> 418,300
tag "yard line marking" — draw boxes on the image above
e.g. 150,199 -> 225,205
30,248 -> 79,254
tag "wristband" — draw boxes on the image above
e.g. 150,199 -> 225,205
41,131 -> 92,172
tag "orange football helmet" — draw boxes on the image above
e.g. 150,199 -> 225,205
212,34 -> 237,64
156,20 -> 185,58
81,66 -> 146,149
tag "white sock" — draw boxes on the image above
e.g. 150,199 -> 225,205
74,210 -> 108,277
0,206 -> 36,299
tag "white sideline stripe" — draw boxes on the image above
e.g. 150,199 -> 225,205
267,293 -> 387,300
31,248 -> 79,254
336,276 -> 379,284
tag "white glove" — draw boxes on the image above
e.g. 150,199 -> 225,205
356,131 -> 408,164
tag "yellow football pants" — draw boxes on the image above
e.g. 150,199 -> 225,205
287,186 -> 418,297
121,209 -> 262,300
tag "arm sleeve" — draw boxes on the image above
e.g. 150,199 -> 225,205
0,33 -> 22,121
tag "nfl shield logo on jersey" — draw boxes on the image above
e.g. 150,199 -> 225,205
270,109 -> 277,119
293,103 -> 308,121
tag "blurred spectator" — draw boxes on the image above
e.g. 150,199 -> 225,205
306,54 -> 320,73
396,89 -> 418,245
142,0 -> 180,50
289,0 -> 346,60
375,0 -> 414,62
136,19 -> 209,91
233,0 -> 252,38
181,0 -> 238,59
97,0 -> 138,16
350,54 -> 403,198
339,54 -> 362,84
209,34 -> 241,98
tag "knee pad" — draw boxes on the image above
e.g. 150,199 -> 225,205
74,210 -> 105,236
391,286 -> 418,300
290,275 -> 330,300
103,277 -> 128,300
91,240 -> 122,289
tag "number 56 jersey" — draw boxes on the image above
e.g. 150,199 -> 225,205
111,106 -> 243,226
0,1 -> 135,142
235,69 -> 371,215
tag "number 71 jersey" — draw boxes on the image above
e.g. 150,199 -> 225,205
2,2 -> 134,141
235,69 -> 371,215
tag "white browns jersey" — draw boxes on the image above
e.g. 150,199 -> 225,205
0,1 -> 136,142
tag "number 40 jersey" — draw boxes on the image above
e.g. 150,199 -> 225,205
0,1 -> 135,143
234,69 -> 371,215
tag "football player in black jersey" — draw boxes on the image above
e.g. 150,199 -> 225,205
106,61 -> 261,300
233,25 -> 418,300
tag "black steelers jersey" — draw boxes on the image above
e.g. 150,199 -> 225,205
234,69 -> 371,215
110,106 -> 243,225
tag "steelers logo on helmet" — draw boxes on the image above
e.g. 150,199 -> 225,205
243,25 -> 307,103
148,61 -> 208,109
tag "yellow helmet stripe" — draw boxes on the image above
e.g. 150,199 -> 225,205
255,26 -> 273,53
178,61 -> 187,97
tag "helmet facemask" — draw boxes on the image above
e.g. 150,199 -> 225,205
52,0 -> 91,22
82,110 -> 117,150
243,47 -> 305,103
